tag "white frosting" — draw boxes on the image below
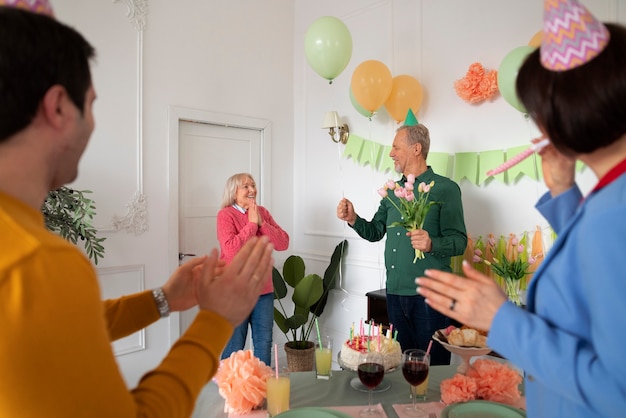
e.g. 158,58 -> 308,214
340,335 -> 401,371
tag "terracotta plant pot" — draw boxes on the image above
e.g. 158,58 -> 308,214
284,341 -> 315,372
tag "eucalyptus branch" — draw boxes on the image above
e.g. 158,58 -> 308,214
42,187 -> 106,265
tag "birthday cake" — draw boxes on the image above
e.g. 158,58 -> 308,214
339,333 -> 402,371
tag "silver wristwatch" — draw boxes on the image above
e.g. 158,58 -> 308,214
152,287 -> 170,318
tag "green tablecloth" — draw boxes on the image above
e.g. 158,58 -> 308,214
192,364 -> 459,418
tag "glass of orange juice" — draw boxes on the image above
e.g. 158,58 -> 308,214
412,373 -> 429,401
266,371 -> 290,417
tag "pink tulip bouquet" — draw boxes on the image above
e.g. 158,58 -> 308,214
378,174 -> 438,262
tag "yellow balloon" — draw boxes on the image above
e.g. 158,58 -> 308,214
350,60 -> 393,114
528,30 -> 542,48
384,75 -> 424,123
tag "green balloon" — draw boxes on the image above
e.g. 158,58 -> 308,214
498,45 -> 535,113
304,16 -> 353,82
349,87 -> 373,118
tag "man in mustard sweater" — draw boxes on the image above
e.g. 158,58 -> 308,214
0,6 -> 274,417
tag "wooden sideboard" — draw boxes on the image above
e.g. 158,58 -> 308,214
365,288 -> 389,328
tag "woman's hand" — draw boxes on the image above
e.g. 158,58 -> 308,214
415,261 -> 507,331
248,200 -> 262,226
537,140 -> 576,197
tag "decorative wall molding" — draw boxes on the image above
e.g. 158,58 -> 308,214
112,191 -> 148,234
108,0 -> 148,234
97,264 -> 146,355
112,0 -> 148,31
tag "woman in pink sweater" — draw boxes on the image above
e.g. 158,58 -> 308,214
217,173 -> 289,365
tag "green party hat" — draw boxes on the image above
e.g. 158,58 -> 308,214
403,108 -> 418,126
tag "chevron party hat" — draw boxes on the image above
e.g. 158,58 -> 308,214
403,108 -> 418,126
541,0 -> 609,71
0,0 -> 54,17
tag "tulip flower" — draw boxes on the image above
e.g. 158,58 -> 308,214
379,178 -> 439,262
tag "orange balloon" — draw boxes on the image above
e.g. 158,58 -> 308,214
528,30 -> 542,48
384,75 -> 424,123
350,60 -> 393,113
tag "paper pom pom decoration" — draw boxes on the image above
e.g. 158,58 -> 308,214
0,0 -> 54,17
214,350 -> 274,415
541,0 -> 610,71
440,358 -> 523,406
454,63 -> 498,104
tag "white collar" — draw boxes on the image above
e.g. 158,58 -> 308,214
232,203 -> 246,214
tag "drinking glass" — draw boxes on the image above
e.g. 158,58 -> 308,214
357,351 -> 384,417
401,349 -> 430,417
315,335 -> 333,379
266,370 -> 290,417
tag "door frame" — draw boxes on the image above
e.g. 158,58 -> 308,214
167,105 -> 272,343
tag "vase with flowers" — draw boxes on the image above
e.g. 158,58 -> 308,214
473,233 -> 537,306
377,174 -> 438,262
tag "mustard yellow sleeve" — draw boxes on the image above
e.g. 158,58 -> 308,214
1,239 -> 233,418
131,311 -> 233,417
103,290 -> 160,341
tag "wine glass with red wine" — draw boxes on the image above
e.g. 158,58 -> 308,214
357,351 -> 384,417
401,349 -> 430,417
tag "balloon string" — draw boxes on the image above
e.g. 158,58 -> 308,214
336,138 -> 350,312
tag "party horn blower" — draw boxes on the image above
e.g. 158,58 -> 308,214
486,138 -> 550,177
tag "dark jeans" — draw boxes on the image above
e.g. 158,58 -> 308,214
386,293 -> 451,365
220,293 -> 273,366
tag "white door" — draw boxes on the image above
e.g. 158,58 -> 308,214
168,107 -> 271,337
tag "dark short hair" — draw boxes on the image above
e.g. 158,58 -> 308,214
0,7 -> 96,142
516,23 -> 626,155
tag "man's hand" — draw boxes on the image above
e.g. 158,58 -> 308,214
336,198 -> 357,225
195,236 -> 274,327
408,229 -> 432,253
161,258 -> 229,313
161,257 -> 208,312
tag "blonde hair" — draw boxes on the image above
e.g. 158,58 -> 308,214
221,173 -> 255,208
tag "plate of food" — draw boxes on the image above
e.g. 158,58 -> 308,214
433,326 -> 492,374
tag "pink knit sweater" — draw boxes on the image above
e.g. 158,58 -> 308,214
216,205 -> 289,294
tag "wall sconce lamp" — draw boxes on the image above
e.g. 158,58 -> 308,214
322,111 -> 350,144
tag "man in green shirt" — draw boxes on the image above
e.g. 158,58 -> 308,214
337,123 -> 467,365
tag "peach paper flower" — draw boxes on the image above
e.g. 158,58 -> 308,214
454,62 -> 498,104
215,350 -> 273,414
440,374 -> 478,404
440,359 -> 522,407
467,359 -> 522,405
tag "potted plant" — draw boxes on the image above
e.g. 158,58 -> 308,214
273,240 -> 347,371
42,186 -> 106,264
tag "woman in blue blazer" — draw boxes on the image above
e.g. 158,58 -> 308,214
415,9 -> 626,418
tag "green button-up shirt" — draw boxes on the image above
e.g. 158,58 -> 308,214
351,167 -> 467,295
